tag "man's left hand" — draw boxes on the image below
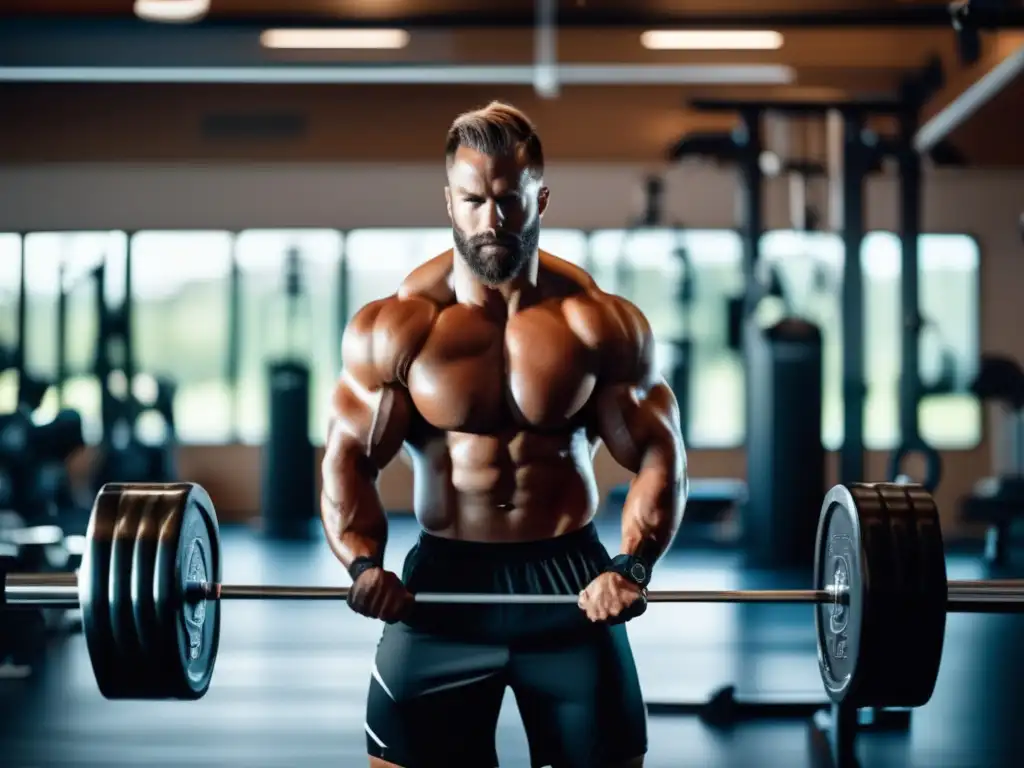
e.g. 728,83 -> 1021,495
578,571 -> 647,624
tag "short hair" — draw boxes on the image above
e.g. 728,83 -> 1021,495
444,101 -> 545,178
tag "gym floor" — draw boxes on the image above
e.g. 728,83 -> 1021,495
0,515 -> 1021,768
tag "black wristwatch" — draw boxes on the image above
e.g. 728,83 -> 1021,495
606,554 -> 652,589
348,555 -> 382,584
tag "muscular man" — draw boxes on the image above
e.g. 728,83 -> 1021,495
321,101 -> 687,768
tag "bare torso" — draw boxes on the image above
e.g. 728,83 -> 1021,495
398,250 -> 608,541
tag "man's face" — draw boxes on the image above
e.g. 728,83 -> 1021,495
445,146 -> 549,285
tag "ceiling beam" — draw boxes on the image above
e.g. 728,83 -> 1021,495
916,32 -> 1024,153
5,7 -> 1024,30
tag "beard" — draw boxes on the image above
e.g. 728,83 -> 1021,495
452,218 -> 540,286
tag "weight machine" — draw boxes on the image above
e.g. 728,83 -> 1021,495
618,175 -> 693,445
0,236 -> 86,533
659,59 -> 950,766
57,254 -> 178,492
960,353 -> 1024,566
602,177 -> 751,539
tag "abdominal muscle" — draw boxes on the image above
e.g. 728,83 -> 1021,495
405,427 -> 601,542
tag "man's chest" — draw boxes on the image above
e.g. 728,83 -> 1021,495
404,304 -> 599,433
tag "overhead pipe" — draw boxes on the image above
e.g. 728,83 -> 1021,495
0,63 -> 795,85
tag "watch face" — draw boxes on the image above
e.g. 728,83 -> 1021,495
630,562 -> 646,582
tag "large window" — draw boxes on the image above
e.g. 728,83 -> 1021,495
22,231 -> 126,442
861,232 -> 981,449
0,234 -> 21,414
589,228 -> 746,448
234,229 -> 343,444
4,226 -> 979,452
130,231 -> 234,444
762,231 -> 981,451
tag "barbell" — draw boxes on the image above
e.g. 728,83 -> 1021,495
1,481 -> 1024,708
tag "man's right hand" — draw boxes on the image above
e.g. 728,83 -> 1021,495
347,567 -> 413,623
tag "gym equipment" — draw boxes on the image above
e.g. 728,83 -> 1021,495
880,104 -> 945,493
745,317 -> 826,569
70,258 -> 177,491
0,405 -> 85,529
260,246 -> 316,539
671,61 -> 946,492
622,178 -> 694,443
4,479 -> 1024,709
960,354 -> 1024,566
0,520 -> 74,668
6,232 -> 34,412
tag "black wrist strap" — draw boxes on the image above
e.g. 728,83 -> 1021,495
605,554 -> 653,589
348,555 -> 382,584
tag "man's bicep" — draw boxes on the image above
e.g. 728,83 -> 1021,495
324,374 -> 412,474
324,293 -> 430,477
592,379 -> 683,474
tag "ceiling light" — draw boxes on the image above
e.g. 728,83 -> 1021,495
134,0 -> 209,23
260,29 -> 410,50
641,30 -> 784,51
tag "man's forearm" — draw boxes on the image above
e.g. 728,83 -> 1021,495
619,450 -> 687,567
320,452 -> 389,570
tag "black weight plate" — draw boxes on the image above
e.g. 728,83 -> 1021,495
815,483 -> 900,706
871,484 -> 921,706
108,490 -> 166,698
132,490 -> 171,695
150,483 -> 221,700
895,483 -> 948,706
79,485 -> 126,699
851,483 -> 905,708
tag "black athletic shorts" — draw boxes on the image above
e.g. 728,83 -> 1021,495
364,523 -> 648,768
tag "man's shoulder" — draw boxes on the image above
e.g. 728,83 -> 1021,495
560,283 -> 650,349
559,286 -> 655,385
398,250 -> 456,306
343,290 -> 442,387
349,250 -> 453,338
536,249 -> 606,302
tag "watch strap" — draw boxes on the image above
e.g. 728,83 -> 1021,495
606,553 -> 652,589
348,555 -> 382,584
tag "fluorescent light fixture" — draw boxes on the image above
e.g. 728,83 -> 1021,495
134,0 -> 209,23
260,29 -> 410,50
0,64 -> 794,85
641,30 -> 784,50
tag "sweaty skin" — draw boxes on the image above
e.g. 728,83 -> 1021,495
321,144 -> 687,768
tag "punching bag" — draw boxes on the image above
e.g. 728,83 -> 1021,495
260,247 -> 316,539
744,317 -> 825,569
261,360 -> 316,539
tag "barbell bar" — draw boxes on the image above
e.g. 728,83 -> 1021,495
0,480 -> 1022,707
2,572 -> 845,606
6,572 -> 1024,610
